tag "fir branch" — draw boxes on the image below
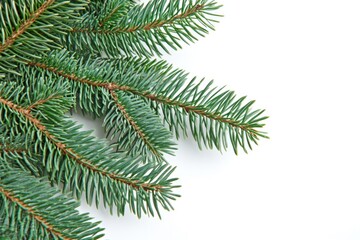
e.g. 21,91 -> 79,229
0,0 -> 55,54
0,150 -> 43,178
28,53 -> 176,162
0,94 -> 65,150
98,5 -> 124,27
0,187 -> 69,239
0,0 -> 88,77
99,6 -> 122,26
97,58 -> 268,153
97,0 -> 136,27
0,126 -> 43,176
0,144 -> 26,154
0,92 -> 169,191
24,67 -> 252,133
126,4 -> 205,32
65,0 -> 222,56
26,94 -> 63,111
109,90 -> 163,159
0,169 -> 104,239
0,77 -> 179,217
73,4 -> 205,33
0,0 -> 268,238
0,129 -> 27,154
28,52 -> 267,154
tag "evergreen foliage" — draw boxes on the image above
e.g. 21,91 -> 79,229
0,0 -> 268,238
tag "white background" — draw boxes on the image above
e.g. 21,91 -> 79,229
77,1 -> 360,239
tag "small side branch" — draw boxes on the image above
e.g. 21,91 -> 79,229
26,95 -> 62,111
99,5 -> 122,27
0,186 -> 71,240
28,62 -> 252,132
0,143 -> 26,154
109,90 -> 162,158
0,95 -> 163,192
0,0 -> 55,54
71,4 -> 204,34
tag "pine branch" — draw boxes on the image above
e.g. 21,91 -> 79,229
28,51 -> 267,154
26,94 -> 62,111
91,0 -> 137,27
28,50 -> 176,162
0,0 -> 54,53
65,0 -> 222,56
0,0 -> 268,238
0,0 -> 88,77
107,90 -> 175,161
97,58 -> 268,153
0,76 -> 180,217
0,127 -> 44,177
0,141 -> 26,154
0,151 -> 44,179
0,168 -> 104,239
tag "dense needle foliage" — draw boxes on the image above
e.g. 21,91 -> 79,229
0,0 -> 268,239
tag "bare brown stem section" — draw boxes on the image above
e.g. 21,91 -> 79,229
0,186 -> 71,240
0,0 -> 55,54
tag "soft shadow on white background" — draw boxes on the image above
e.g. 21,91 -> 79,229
76,1 -> 360,239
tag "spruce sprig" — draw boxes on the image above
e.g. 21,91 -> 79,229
0,168 -> 104,239
0,76 -> 179,219
0,0 -> 268,238
67,0 -> 222,56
